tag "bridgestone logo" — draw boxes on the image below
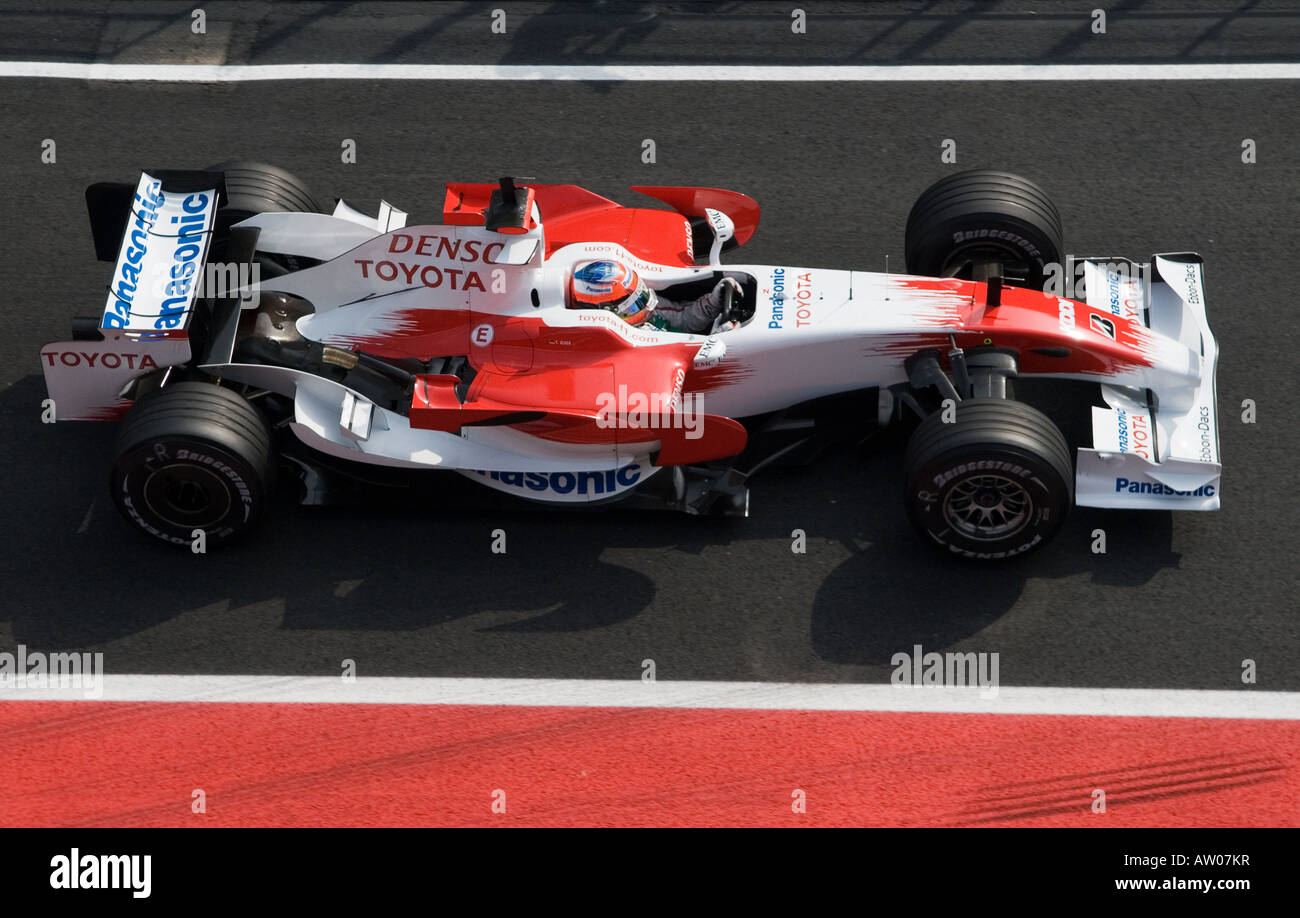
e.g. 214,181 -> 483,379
952,229 -> 1042,259
933,460 -> 1031,488
122,493 -> 188,545
946,533 -> 1042,560
174,448 -> 253,506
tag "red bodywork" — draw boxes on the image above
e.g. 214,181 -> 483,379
630,186 -> 761,246
386,180 -> 759,462
342,184 -> 1164,467
407,313 -> 747,465
443,182 -> 760,267
885,278 -> 1161,377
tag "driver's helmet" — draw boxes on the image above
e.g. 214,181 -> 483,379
570,259 -> 656,325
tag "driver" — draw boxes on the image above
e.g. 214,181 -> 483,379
569,259 -> 741,334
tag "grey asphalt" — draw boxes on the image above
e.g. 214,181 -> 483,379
0,2 -> 1297,693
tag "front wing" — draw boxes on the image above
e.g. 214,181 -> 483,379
1075,254 -> 1220,510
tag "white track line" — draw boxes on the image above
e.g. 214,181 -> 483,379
2,62 -> 1300,82
1,674 -> 1297,718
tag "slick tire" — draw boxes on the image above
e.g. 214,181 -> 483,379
204,160 -> 330,271
111,382 -> 276,548
205,160 -> 330,222
905,170 -> 1064,290
903,398 -> 1072,560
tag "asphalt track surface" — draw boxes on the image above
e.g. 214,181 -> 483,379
1,3 -> 1298,697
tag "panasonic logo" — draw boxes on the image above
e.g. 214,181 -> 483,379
473,465 -> 642,495
155,192 -> 212,329
105,180 -> 164,328
769,267 -> 786,329
1115,477 -> 1215,497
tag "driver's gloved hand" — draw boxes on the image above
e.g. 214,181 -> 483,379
710,277 -> 743,306
705,277 -> 743,332
652,277 -> 744,334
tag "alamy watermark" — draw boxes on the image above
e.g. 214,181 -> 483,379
594,377 -> 703,439
195,260 -> 260,303
891,643 -> 1000,698
50,848 -> 150,898
128,260 -> 261,303
0,644 -> 104,698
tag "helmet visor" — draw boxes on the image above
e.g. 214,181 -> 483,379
613,281 -> 654,325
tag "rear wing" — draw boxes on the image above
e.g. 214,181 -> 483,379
88,170 -> 221,335
1075,254 -> 1220,510
40,171 -> 220,420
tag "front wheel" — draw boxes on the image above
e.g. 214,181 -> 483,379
902,398 -> 1073,560
904,170 -> 1064,290
110,382 -> 276,547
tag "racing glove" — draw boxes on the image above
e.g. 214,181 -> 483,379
650,277 -> 742,334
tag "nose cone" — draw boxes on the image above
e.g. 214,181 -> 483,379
963,282 -> 1198,388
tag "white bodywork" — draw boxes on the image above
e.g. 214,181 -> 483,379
1075,256 -> 1220,509
42,172 -> 216,420
43,175 -> 1221,513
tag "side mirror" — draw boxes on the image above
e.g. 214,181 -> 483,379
704,207 -> 735,266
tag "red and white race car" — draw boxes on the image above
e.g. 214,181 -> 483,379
41,163 -> 1219,559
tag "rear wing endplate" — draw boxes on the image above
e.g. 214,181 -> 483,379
92,170 -> 221,335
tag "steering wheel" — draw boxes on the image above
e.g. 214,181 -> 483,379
719,278 -> 737,325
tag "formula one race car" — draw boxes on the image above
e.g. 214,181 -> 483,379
41,163 -> 1220,559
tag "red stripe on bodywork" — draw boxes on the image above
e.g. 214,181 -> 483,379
886,277 -> 1156,375
324,307 -> 473,360
688,360 -> 757,393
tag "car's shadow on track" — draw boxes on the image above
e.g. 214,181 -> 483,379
0,375 -> 723,649
805,380 -> 1183,665
805,447 -> 1181,665
2,375 -> 1182,666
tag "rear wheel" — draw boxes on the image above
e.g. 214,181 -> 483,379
203,160 -> 331,272
111,382 -> 275,547
205,160 -> 329,224
905,170 -> 1064,290
903,398 -> 1072,560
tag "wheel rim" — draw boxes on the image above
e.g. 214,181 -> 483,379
939,243 -> 1034,284
942,473 -> 1032,540
142,462 -> 232,529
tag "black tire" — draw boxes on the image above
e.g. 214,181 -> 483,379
203,160 -> 330,270
205,160 -> 330,223
905,170 -> 1064,290
903,398 -> 1072,560
111,382 -> 275,547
